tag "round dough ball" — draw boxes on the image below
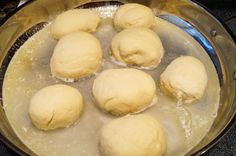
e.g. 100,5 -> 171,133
51,9 -> 101,39
50,32 -> 103,81
111,27 -> 164,68
29,84 -> 83,130
100,114 -> 166,156
113,3 -> 155,31
160,56 -> 208,103
92,68 -> 156,116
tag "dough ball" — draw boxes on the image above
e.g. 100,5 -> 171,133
51,9 -> 101,39
113,3 -> 155,31
50,32 -> 103,81
111,27 -> 164,68
29,84 -> 83,130
92,68 -> 156,116
160,56 -> 208,103
100,114 -> 166,156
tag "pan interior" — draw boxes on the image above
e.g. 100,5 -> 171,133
2,3 -> 220,156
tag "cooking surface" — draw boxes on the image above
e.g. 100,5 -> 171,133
0,0 -> 235,155
2,8 -> 220,155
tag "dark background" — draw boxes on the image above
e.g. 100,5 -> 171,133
0,0 -> 236,155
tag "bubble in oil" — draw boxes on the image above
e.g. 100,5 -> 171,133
22,127 -> 28,132
176,105 -> 192,138
211,112 -> 217,118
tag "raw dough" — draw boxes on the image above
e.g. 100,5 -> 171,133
92,68 -> 156,116
160,56 -> 208,103
113,3 -> 155,31
100,114 -> 166,156
28,84 -> 83,130
51,9 -> 101,39
111,27 -> 164,68
50,32 -> 103,81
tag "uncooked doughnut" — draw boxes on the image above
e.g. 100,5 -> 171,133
50,32 -> 103,81
160,56 -> 208,103
92,68 -> 156,116
28,84 -> 83,130
51,9 -> 101,39
100,114 -> 166,156
113,3 -> 155,31
111,27 -> 164,68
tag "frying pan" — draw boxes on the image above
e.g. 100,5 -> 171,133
0,0 -> 235,155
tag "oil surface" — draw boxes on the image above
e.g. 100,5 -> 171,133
3,6 -> 220,156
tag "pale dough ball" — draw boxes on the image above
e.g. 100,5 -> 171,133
160,56 -> 208,103
100,114 -> 166,156
92,68 -> 156,116
51,9 -> 101,39
50,32 -> 103,81
28,84 -> 83,130
111,27 -> 164,68
113,3 -> 155,31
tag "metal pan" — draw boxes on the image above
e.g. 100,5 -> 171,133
0,0 -> 235,155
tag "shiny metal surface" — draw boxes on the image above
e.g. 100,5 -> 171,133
0,0 -> 235,155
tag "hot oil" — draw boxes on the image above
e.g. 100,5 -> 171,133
3,5 -> 220,156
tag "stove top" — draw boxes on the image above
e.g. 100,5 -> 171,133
0,0 -> 235,155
